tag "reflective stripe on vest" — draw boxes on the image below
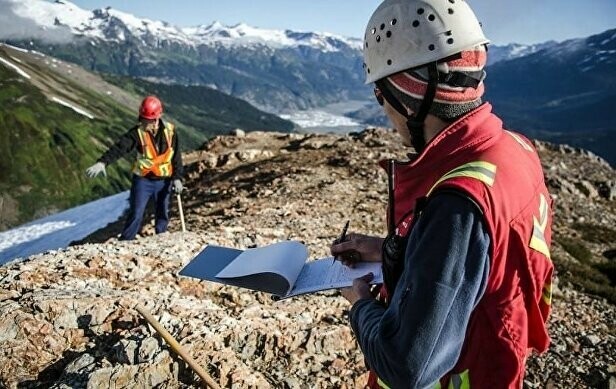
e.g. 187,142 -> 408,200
427,161 -> 496,196
529,193 -> 551,260
542,281 -> 553,306
505,130 -> 534,152
133,123 -> 175,177
376,370 -> 471,389
448,370 -> 471,389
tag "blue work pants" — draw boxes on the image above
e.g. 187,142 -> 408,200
120,175 -> 171,240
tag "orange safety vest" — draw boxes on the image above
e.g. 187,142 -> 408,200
133,122 -> 175,178
368,103 -> 553,389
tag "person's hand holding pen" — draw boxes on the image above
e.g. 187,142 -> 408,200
330,222 -> 385,268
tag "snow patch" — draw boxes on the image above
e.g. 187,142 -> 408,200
0,56 -> 31,79
281,110 -> 360,128
1,43 -> 30,53
0,191 -> 130,265
51,97 -> 95,119
0,221 -> 76,252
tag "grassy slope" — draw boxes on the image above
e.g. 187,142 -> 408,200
0,43 -> 295,229
0,65 -> 134,228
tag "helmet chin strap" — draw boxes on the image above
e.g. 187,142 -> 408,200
376,62 -> 440,153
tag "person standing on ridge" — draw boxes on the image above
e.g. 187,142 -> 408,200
331,0 -> 554,387
86,95 -> 184,241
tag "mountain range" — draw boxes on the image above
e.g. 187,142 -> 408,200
0,0 -> 567,113
486,29 -> 616,164
3,0 -> 614,165
2,0 -> 365,111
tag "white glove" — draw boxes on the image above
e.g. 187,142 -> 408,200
172,179 -> 184,194
86,162 -> 106,178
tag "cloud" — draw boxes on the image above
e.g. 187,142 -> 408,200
0,1 -> 74,43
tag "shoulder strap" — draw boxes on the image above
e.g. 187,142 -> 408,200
163,122 -> 175,146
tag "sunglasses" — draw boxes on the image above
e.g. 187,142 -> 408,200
374,87 -> 384,106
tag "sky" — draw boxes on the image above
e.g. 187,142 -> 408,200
69,0 -> 615,45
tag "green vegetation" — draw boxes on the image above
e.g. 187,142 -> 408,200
554,234 -> 616,304
595,262 -> 616,285
0,65 -> 133,228
554,254 -> 616,305
558,237 -> 593,263
35,39 -> 367,112
573,223 -> 616,245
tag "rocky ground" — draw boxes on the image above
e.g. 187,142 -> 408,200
1,129 -> 615,388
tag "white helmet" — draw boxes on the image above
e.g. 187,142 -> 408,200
363,0 -> 489,84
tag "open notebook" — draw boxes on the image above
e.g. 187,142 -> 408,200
179,241 -> 383,299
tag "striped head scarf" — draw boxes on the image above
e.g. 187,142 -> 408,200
383,45 -> 488,121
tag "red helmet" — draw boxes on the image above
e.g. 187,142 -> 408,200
139,96 -> 163,120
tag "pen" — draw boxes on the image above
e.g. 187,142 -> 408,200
332,220 -> 350,265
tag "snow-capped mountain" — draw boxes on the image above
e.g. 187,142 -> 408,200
2,0 -> 366,111
6,0 -> 362,52
184,22 -> 363,52
485,28 -> 616,164
486,41 -> 558,66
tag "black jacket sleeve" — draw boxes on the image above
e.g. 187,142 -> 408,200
171,129 -> 184,180
97,127 -> 140,165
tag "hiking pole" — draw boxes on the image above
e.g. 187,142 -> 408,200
176,194 -> 186,233
135,304 -> 221,389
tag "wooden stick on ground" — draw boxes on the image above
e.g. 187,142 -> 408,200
176,194 -> 186,233
135,304 -> 220,389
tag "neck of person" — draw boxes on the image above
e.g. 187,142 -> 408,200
421,114 -> 450,144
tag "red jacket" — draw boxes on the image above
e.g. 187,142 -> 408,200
370,103 -> 553,388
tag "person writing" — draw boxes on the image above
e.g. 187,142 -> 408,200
85,96 -> 184,240
331,0 -> 554,387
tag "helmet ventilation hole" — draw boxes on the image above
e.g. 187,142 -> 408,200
428,44 -> 435,51
386,31 -> 392,38
449,0 -> 455,3
391,19 -> 397,25
376,35 -> 381,42
371,28 -> 376,34
448,8 -> 455,14
417,8 -> 425,15
428,14 -> 435,21
387,59 -> 392,65
365,41 -> 369,48
367,68 -> 371,74
412,20 -> 420,27
380,23 -> 385,30
447,38 -> 454,44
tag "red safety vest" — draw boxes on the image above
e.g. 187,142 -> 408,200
133,122 -> 175,178
368,103 -> 553,389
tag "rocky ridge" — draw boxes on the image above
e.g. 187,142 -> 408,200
1,129 -> 615,388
